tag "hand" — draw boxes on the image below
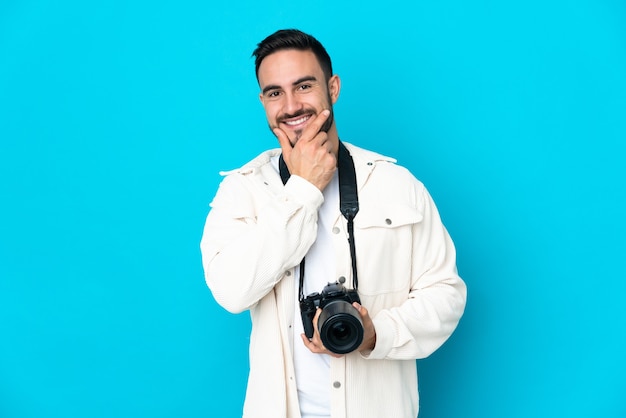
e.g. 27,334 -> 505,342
353,302 -> 376,353
300,307 -> 343,358
300,302 -> 377,357
273,109 -> 336,191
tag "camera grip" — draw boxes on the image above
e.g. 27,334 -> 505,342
299,299 -> 317,339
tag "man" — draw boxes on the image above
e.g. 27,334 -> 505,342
200,29 -> 466,418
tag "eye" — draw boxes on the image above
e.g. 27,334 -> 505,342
297,84 -> 312,91
266,90 -> 281,98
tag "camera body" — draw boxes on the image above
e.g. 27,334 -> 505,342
299,278 -> 364,354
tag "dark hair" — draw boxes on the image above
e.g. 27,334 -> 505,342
252,29 -> 333,82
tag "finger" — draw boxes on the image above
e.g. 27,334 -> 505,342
311,309 -> 325,348
301,333 -> 342,357
312,307 -> 323,334
273,127 -> 293,157
353,302 -> 368,318
300,109 -> 330,142
300,333 -> 323,353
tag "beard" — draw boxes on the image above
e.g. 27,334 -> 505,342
290,108 -> 334,141
269,93 -> 335,144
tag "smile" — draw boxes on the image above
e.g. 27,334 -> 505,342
283,115 -> 311,127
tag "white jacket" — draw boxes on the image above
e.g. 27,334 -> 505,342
201,143 -> 467,418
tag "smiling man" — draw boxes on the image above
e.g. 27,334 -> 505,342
200,29 -> 467,418
259,47 -> 340,192
260,48 -> 337,136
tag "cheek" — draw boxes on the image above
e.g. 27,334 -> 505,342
319,92 -> 333,108
264,103 -> 280,120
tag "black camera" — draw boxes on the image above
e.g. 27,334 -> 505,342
299,277 -> 364,354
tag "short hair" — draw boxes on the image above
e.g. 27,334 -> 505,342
252,29 -> 333,82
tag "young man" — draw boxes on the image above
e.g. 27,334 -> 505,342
201,29 -> 467,418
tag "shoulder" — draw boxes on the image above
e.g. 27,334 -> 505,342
344,142 -> 430,215
344,142 -> 396,165
219,148 -> 281,177
209,148 -> 281,208
345,142 -> 425,189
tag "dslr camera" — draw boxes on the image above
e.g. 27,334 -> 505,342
299,277 -> 364,354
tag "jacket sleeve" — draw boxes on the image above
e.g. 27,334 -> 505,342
364,185 -> 467,360
200,173 -> 323,313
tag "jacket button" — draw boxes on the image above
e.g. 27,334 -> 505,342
332,227 -> 340,234
333,381 -> 341,388
385,218 -> 392,225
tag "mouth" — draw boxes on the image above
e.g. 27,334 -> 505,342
280,113 -> 312,130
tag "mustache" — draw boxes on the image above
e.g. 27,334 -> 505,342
277,109 -> 315,123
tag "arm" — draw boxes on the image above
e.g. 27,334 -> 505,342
365,186 -> 467,360
200,173 -> 323,313
201,110 -> 336,313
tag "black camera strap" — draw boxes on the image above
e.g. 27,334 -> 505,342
279,141 -> 360,301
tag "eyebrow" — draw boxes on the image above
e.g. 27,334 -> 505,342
261,76 -> 318,95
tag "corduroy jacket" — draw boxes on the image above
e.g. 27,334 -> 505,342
201,142 -> 467,418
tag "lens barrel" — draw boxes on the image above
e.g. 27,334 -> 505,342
318,300 -> 364,354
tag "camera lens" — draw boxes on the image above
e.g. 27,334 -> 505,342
318,301 -> 364,354
331,321 -> 350,341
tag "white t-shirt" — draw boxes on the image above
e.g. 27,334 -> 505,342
293,170 -> 338,418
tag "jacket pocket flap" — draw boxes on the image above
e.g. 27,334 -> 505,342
355,205 -> 423,229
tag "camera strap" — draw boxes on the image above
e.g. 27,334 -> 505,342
279,140 -> 360,301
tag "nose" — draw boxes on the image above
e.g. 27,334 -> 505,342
282,91 -> 303,116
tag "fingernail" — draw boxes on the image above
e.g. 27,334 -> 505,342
322,109 -> 330,116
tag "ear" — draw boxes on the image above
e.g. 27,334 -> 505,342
328,75 -> 341,104
259,92 -> 265,105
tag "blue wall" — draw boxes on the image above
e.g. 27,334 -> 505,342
1,1 -> 624,417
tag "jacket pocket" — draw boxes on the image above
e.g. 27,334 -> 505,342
353,204 -> 423,296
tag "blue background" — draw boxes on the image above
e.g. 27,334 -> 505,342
1,1 -> 625,417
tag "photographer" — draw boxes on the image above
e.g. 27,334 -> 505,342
200,29 -> 466,418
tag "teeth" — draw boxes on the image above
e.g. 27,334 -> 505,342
285,116 -> 309,126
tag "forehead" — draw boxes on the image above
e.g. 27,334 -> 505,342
257,49 -> 324,88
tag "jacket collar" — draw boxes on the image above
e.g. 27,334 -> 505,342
343,142 -> 396,191
219,142 -> 398,196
